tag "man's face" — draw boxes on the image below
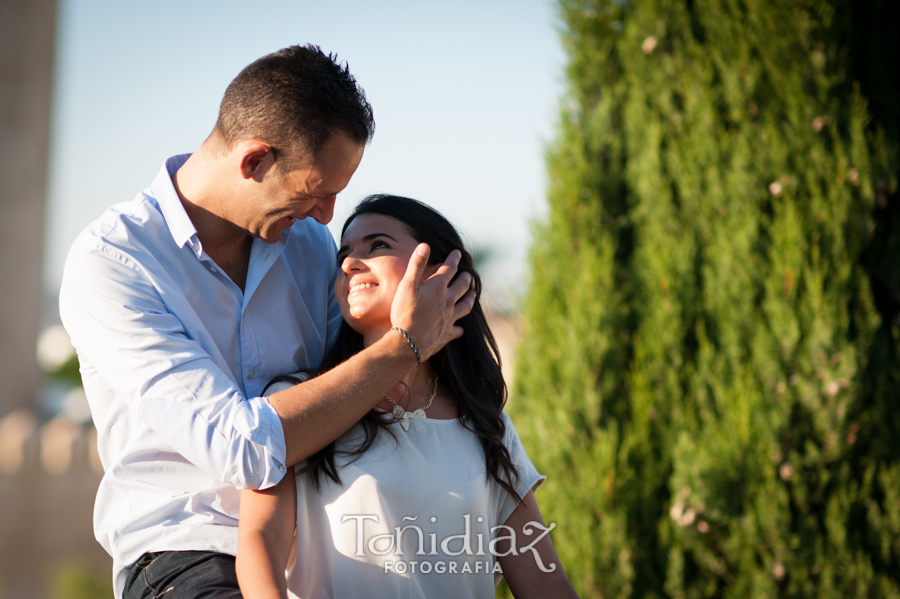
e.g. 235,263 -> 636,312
247,131 -> 364,243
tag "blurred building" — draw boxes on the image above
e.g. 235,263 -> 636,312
0,0 -> 54,415
0,2 -> 111,597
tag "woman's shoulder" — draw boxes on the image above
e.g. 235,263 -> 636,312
499,409 -> 524,444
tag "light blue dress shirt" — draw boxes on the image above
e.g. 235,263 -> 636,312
59,154 -> 343,597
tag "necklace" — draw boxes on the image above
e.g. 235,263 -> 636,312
385,375 -> 438,431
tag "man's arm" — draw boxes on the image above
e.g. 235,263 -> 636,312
269,243 -> 474,466
61,238 -> 470,487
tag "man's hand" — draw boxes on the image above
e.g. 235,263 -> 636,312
390,243 -> 476,360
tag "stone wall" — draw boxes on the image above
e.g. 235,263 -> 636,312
0,411 -> 109,599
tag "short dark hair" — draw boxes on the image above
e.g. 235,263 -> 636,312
213,44 -> 374,170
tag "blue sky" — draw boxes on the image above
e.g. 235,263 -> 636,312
45,0 -> 565,310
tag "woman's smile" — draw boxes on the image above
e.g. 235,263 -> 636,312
348,280 -> 379,294
336,213 -> 421,341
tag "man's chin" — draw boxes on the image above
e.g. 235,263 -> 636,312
259,229 -> 286,244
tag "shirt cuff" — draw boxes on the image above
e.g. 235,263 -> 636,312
238,395 -> 288,488
138,393 -> 289,491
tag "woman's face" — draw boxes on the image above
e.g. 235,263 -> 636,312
336,213 -> 434,339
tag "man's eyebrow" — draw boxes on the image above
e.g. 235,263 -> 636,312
337,233 -> 399,257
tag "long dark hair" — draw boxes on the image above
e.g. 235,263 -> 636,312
301,194 -> 521,501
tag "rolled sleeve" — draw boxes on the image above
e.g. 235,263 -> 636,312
139,394 -> 286,489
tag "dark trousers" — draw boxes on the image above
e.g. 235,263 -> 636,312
123,551 -> 243,599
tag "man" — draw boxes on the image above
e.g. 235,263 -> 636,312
59,45 -> 473,598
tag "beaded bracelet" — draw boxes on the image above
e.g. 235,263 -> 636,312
391,326 -> 422,366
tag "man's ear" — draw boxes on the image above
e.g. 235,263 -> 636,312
238,142 -> 276,182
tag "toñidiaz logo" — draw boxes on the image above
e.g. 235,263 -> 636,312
341,514 -> 558,574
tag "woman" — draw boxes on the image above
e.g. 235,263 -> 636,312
236,195 -> 577,598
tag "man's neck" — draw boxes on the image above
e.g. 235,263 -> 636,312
172,146 -> 254,291
207,234 -> 253,292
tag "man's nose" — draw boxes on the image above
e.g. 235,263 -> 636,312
310,196 -> 336,225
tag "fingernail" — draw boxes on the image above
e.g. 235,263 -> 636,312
416,244 -> 429,257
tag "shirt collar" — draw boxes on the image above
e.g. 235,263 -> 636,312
151,154 -> 201,253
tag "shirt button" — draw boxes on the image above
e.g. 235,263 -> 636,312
279,465 -> 285,472
248,370 -> 255,380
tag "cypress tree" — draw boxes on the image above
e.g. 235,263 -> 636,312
510,0 -> 900,596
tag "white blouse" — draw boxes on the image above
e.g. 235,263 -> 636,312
286,410 -> 545,599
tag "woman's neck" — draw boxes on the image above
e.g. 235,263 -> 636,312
363,327 -> 436,411
383,362 -> 436,412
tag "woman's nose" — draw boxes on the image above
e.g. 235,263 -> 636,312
340,255 -> 365,274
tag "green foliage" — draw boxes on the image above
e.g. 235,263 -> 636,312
51,354 -> 84,388
511,0 -> 900,597
50,564 -> 113,599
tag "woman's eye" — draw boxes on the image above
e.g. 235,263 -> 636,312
370,240 -> 389,252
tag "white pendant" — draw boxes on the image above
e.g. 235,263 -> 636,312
392,404 -> 426,431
